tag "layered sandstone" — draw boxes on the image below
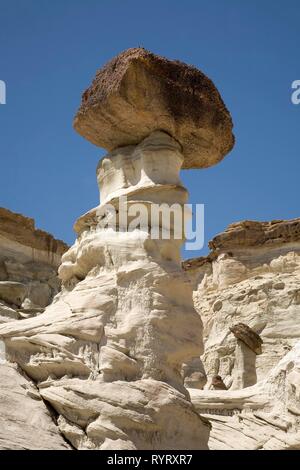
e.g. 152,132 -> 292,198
0,49 -> 235,450
3,49 -> 298,451
0,208 -> 68,323
183,218 -> 300,389
0,362 -> 69,450
0,207 -> 68,267
0,132 -> 211,449
190,340 -> 300,449
0,208 -> 69,449
182,218 -> 300,449
0,207 -> 68,322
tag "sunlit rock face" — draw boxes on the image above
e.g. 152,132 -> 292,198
184,218 -> 300,388
2,46 -> 300,451
0,361 -> 70,450
0,132 -> 210,450
0,48 -> 236,450
190,340 -> 300,450
0,208 -> 69,449
0,207 -> 68,323
182,219 -> 300,450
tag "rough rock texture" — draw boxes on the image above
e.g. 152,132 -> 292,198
0,207 -> 68,323
2,49 -> 235,449
0,361 -> 69,450
74,47 -> 234,169
0,208 -> 69,449
229,323 -> 263,354
210,375 -> 227,390
182,357 -> 207,390
3,49 -> 299,451
0,131 -> 212,450
0,207 -> 68,264
190,341 -> 300,449
185,220 -> 300,449
40,378 -> 209,450
209,219 -> 300,251
229,323 -> 262,390
183,218 -> 300,389
231,340 -> 258,390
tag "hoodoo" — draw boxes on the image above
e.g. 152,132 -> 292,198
0,48 -> 234,449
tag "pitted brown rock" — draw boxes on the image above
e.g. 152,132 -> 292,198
74,47 -> 234,169
209,218 -> 300,251
230,323 -> 263,355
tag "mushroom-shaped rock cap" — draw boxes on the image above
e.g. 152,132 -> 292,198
230,323 -> 263,355
74,48 -> 234,169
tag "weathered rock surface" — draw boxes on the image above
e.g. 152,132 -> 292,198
74,47 -> 234,169
0,207 -> 68,264
34,47 -> 232,449
0,131 -> 213,449
185,220 -> 300,449
40,378 -> 210,450
182,357 -> 207,390
229,323 -> 263,355
190,340 -> 300,449
0,207 -> 68,323
209,218 -> 300,251
2,48 -> 234,449
3,48 -> 299,451
0,358 -> 69,449
0,208 -> 69,449
229,323 -> 262,390
183,218 -> 300,389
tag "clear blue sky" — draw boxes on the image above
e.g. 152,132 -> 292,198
0,0 -> 299,257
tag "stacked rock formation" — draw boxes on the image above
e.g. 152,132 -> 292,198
183,218 -> 300,389
0,207 -> 68,322
0,48 -> 234,450
0,208 -> 69,449
190,340 -> 300,450
183,218 -> 300,449
229,323 -> 262,390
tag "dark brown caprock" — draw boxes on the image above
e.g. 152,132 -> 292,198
230,323 -> 263,355
74,47 -> 234,169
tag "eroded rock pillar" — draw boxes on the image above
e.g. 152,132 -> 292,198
230,323 -> 263,390
0,47 -> 234,450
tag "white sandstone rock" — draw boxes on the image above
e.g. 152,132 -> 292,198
189,340 -> 300,449
0,362 -> 69,449
0,132 -> 210,449
183,220 -> 300,388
